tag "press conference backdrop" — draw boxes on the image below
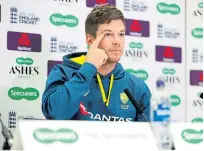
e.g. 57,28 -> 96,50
0,0 -> 203,135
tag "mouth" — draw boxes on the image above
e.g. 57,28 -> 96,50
109,50 -> 121,52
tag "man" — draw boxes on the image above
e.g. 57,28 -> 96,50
42,4 -> 151,122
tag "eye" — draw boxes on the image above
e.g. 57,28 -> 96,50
105,33 -> 111,37
119,33 -> 125,37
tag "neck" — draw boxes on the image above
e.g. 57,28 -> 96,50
98,62 -> 116,76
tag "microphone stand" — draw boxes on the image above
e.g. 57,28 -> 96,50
0,114 -> 12,150
3,141 -> 11,150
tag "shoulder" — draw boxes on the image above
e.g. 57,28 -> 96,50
48,63 -> 65,75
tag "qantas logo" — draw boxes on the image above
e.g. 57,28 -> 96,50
79,103 -> 133,122
79,103 -> 89,115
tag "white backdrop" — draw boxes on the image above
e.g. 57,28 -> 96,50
0,0 -> 203,143
186,0 -> 203,122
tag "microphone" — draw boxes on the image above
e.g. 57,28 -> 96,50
0,113 -> 13,150
200,93 -> 203,99
124,89 -> 149,122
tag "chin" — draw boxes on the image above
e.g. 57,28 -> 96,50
107,57 -> 121,63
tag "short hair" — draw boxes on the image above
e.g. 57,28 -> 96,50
85,4 -> 125,37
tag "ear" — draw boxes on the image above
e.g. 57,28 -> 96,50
86,34 -> 94,47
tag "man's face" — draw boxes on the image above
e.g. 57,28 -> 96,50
95,19 -> 125,63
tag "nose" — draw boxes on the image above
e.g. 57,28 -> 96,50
112,35 -> 121,45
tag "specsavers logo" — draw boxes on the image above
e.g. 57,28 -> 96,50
129,42 -> 143,49
8,87 -> 39,101
33,128 -> 78,144
50,13 -> 78,27
16,57 -> 33,65
192,28 -> 203,39
182,129 -> 203,144
157,2 -> 180,15
198,2 -> 203,8
170,95 -> 181,106
191,118 -> 203,123
126,69 -> 148,81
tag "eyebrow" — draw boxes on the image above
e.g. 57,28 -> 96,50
103,29 -> 125,32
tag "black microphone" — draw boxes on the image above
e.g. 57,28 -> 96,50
124,89 -> 149,122
0,113 -> 13,150
200,93 -> 203,99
